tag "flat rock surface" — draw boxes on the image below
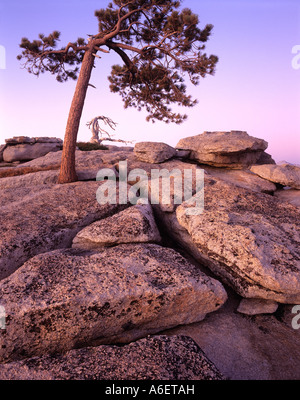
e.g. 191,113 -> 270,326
250,163 -> 300,189
0,181 -> 128,280
175,176 -> 300,303
0,335 -> 224,380
72,204 -> 161,249
0,244 -> 227,363
176,131 -> 268,154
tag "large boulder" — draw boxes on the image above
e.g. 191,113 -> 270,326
0,181 -> 129,280
3,142 -> 62,162
0,335 -> 225,380
134,142 -> 177,164
175,177 -> 300,303
0,244 -> 227,363
250,163 -> 300,189
176,131 -> 269,169
72,204 -> 161,250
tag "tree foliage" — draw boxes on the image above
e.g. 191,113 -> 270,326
17,0 -> 218,124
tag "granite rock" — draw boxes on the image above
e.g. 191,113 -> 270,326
0,181 -> 129,280
0,244 -> 227,363
176,131 -> 268,169
3,143 -> 62,163
0,170 -> 59,189
237,299 -> 279,315
72,204 -> 161,249
5,136 -> 36,145
203,166 -> 277,194
134,142 -> 176,164
174,176 -> 300,303
250,163 -> 300,189
0,335 -> 225,380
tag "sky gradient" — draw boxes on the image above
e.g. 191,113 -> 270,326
0,0 -> 299,164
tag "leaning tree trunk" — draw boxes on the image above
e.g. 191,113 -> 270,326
58,47 -> 95,184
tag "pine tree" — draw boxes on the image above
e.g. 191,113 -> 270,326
17,0 -> 218,183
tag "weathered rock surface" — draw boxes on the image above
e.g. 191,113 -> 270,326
0,181 -> 129,280
18,150 -> 63,168
5,136 -> 36,145
0,335 -> 225,380
19,151 -> 199,185
203,166 -> 277,193
105,145 -> 134,151
120,155 -> 204,213
0,138 -> 299,380
5,136 -> 63,145
0,244 -> 227,363
176,131 -> 268,169
33,137 -> 63,144
0,145 -> 6,162
171,176 -> 300,303
237,299 -> 278,315
3,142 -> 62,162
163,293 -> 300,380
0,170 -> 59,189
250,163 -> 300,189
0,185 -> 54,208
123,154 -> 200,179
134,142 -> 176,164
19,149 -> 131,180
274,189 -> 300,208
73,204 -> 161,249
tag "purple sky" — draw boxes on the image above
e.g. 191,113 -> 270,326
0,0 -> 299,163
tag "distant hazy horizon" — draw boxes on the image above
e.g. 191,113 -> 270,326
0,0 -> 299,164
